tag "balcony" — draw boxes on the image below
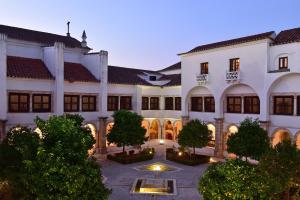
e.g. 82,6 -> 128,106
196,73 -> 208,85
226,70 -> 240,82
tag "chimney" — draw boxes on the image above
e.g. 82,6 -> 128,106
66,21 -> 70,37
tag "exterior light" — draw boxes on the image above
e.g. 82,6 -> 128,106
210,157 -> 217,163
159,139 -> 164,145
149,150 -> 153,154
178,152 -> 183,156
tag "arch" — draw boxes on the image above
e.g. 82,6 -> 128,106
295,132 -> 300,149
141,120 -> 150,139
149,119 -> 160,140
224,124 -> 239,150
84,123 -> 97,155
207,123 -> 216,147
271,128 -> 292,147
173,120 -> 182,141
106,122 -> 115,146
164,120 -> 174,140
267,72 -> 300,97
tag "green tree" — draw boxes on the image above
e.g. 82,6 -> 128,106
227,118 -> 270,160
107,110 -> 146,153
199,159 -> 273,200
259,140 -> 300,199
178,119 -> 211,156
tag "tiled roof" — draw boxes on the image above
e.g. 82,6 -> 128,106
180,31 -> 275,55
64,62 -> 99,83
274,27 -> 300,45
161,74 -> 181,86
0,24 -> 89,49
7,56 -> 54,80
159,62 -> 181,72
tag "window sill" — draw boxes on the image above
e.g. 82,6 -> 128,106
268,68 -> 290,73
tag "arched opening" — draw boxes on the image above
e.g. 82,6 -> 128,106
173,120 -> 182,141
141,120 -> 150,140
85,124 -> 97,156
272,129 -> 291,147
164,120 -> 174,140
207,123 -> 216,147
225,125 -> 238,150
106,122 -> 114,146
295,132 -> 300,149
149,120 -> 160,140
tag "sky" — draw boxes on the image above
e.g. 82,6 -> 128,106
1,0 -> 300,70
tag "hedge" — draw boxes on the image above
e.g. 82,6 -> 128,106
107,148 -> 155,164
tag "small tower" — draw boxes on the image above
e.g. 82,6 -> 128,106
81,30 -> 87,47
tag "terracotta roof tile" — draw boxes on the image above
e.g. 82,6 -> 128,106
180,31 -> 275,55
274,27 -> 300,45
0,24 -> 89,49
159,62 -> 181,72
64,62 -> 99,83
7,56 -> 54,80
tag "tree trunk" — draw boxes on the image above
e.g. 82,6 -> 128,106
123,145 -> 125,153
193,147 -> 196,160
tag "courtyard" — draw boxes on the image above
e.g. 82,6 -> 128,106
96,140 -> 214,200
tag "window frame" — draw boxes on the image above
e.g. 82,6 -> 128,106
244,96 -> 260,114
64,95 -> 80,112
164,97 -> 174,110
32,94 -> 51,113
204,96 -> 215,112
273,96 -> 294,116
191,97 -> 203,112
82,95 -> 97,112
227,96 -> 242,113
120,96 -> 132,110
175,97 -> 181,111
107,96 -> 119,111
150,97 -> 160,110
229,58 -> 240,72
200,62 -> 209,74
278,57 -> 288,69
142,97 -> 149,110
8,93 -> 30,113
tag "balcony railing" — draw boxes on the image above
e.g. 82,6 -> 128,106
226,70 -> 240,81
196,73 -> 208,85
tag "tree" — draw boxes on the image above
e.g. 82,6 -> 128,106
178,119 -> 211,156
227,118 -> 270,160
199,159 -> 274,200
259,140 -> 300,199
107,110 -> 146,153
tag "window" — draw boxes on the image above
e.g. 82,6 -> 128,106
297,96 -> 300,116
150,97 -> 159,110
227,96 -> 241,113
142,97 -> 149,110
64,95 -> 79,112
200,62 -> 209,74
279,57 -> 288,69
204,97 -> 215,112
229,58 -> 240,71
107,96 -> 119,111
274,96 -> 294,115
165,97 -> 174,110
244,96 -> 260,114
120,96 -> 132,110
149,76 -> 157,81
33,94 -> 51,112
175,97 -> 181,111
9,93 -> 29,112
191,97 -> 203,112
82,96 -> 96,112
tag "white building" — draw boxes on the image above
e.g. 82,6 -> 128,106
0,24 -> 299,156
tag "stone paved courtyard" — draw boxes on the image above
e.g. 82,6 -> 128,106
96,140 -> 213,200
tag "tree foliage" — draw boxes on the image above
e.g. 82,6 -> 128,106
199,159 -> 273,200
227,118 -> 270,160
178,119 -> 211,155
107,110 -> 146,152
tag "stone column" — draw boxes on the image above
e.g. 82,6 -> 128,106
181,116 -> 189,126
0,120 -> 7,141
0,34 -> 7,121
53,42 -> 64,115
99,50 -> 108,117
214,118 -> 224,158
97,117 -> 108,154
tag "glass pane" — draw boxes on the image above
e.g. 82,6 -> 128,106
10,95 -> 18,103
20,95 -> 28,103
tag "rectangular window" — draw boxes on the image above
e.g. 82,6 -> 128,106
165,97 -> 174,110
244,96 -> 260,114
9,93 -> 30,112
204,97 -> 215,112
274,96 -> 294,115
200,62 -> 209,74
297,96 -> 300,116
64,95 -> 79,112
227,96 -> 241,113
142,97 -> 149,110
191,97 -> 203,112
229,58 -> 240,71
82,96 -> 96,112
279,57 -> 288,69
175,97 -> 181,111
33,94 -> 51,112
107,96 -> 119,111
150,97 -> 159,110
120,96 -> 132,110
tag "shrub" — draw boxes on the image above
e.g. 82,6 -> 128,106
166,149 -> 210,166
199,159 -> 273,200
107,148 -> 155,164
